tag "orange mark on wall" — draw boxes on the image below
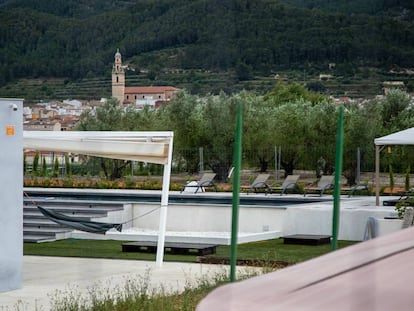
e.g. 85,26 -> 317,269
6,125 -> 15,136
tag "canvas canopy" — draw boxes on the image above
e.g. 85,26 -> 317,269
23,131 -> 171,164
23,131 -> 173,267
374,127 -> 414,146
374,127 -> 414,205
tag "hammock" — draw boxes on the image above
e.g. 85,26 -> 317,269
37,206 -> 123,234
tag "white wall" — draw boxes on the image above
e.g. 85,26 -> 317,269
0,98 -> 23,292
131,199 -> 396,241
132,203 -> 286,233
282,201 -> 395,241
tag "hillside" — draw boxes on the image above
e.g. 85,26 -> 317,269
0,0 -> 413,100
280,0 -> 414,20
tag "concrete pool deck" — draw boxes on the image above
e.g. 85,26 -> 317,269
2,191 -> 405,309
70,192 -> 401,243
24,188 -> 402,243
0,256 -> 241,310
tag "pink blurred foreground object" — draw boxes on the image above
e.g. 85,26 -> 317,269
197,226 -> 414,311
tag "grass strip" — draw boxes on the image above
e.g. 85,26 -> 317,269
24,238 -> 356,265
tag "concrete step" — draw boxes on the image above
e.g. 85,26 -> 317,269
23,234 -> 57,243
23,206 -> 109,217
24,227 -> 72,234
24,215 -> 92,222
24,222 -> 71,230
23,200 -> 125,243
24,218 -> 59,225
23,199 -> 124,211
23,210 -> 109,219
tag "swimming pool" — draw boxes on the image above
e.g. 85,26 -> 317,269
24,188 -> 329,207
23,188 -> 334,244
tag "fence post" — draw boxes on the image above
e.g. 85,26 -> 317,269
332,106 -> 344,251
230,102 -> 242,282
199,147 -> 204,175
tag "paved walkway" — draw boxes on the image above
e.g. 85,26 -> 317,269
0,256 -> 239,310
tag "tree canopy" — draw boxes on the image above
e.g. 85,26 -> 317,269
75,86 -> 413,185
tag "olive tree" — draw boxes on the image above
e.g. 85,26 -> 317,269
201,93 -> 237,181
242,92 -> 278,172
380,88 -> 411,132
264,80 -> 327,106
159,91 -> 206,173
76,98 -> 147,179
306,100 -> 339,175
162,91 -> 236,181
270,99 -> 317,176
343,102 -> 382,184
376,89 -> 414,174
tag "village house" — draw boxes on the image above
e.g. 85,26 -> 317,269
23,49 -> 180,133
23,100 -> 84,131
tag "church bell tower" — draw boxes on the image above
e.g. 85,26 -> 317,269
112,49 -> 125,103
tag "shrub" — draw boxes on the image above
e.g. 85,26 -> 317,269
405,166 -> 411,191
389,164 -> 394,191
395,200 -> 413,219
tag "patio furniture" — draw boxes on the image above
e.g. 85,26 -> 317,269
304,175 -> 334,196
342,183 -> 369,197
268,175 -> 300,195
241,174 -> 271,194
180,172 -> 217,193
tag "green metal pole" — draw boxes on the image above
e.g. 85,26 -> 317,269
332,105 -> 344,251
230,102 -> 242,282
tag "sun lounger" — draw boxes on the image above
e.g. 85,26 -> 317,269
241,174 -> 271,194
268,175 -> 300,195
180,173 -> 217,193
304,175 -> 334,196
342,183 -> 369,197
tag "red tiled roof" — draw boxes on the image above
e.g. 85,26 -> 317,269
61,116 -> 79,126
124,86 -> 178,94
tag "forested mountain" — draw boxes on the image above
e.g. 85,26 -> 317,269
0,0 -> 413,96
281,0 -> 414,19
0,0 -> 136,17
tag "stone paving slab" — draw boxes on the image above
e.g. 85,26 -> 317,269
0,256 -> 242,310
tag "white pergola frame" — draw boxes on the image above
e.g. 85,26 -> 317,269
24,131 -> 174,267
374,127 -> 414,206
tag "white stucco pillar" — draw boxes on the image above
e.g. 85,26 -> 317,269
0,98 -> 23,292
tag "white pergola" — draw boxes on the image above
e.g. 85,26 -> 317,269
23,131 -> 174,267
374,127 -> 414,206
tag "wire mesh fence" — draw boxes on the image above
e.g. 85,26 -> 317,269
172,145 -> 378,179
24,144 -> 414,187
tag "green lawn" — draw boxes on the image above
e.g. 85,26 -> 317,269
24,238 -> 357,310
24,238 -> 357,265
214,239 -> 355,263
24,239 -> 197,263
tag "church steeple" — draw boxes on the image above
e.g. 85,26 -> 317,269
112,48 -> 125,103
